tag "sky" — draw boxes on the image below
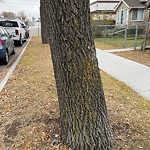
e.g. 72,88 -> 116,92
0,0 -> 40,19
0,0 -> 96,19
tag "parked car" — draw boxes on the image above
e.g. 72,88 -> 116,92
0,26 -> 15,65
0,19 -> 26,46
22,22 -> 29,38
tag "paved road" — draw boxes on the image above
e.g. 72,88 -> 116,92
0,41 -> 28,73
0,27 -> 41,73
96,49 -> 150,100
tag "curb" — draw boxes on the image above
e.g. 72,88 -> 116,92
0,38 -> 32,92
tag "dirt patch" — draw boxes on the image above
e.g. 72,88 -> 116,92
5,120 -> 21,138
114,50 -> 150,67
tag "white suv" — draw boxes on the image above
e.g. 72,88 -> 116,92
0,19 -> 26,46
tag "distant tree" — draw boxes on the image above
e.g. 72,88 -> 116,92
32,17 -> 36,22
42,0 -> 113,149
17,11 -> 27,21
1,11 -> 17,18
101,11 -> 114,25
40,0 -> 48,44
90,11 -> 115,26
141,1 -> 150,51
24,19 -> 30,26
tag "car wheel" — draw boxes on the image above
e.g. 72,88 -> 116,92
24,37 -> 27,42
11,47 -> 15,55
26,34 -> 29,39
19,35 -> 23,46
3,51 -> 9,65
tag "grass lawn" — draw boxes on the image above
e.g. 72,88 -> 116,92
0,37 -> 149,150
94,37 -> 144,50
114,50 -> 150,67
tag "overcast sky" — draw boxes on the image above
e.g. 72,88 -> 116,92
0,0 -> 96,19
0,0 -> 40,18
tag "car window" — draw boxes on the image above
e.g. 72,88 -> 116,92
0,21 -> 19,27
2,28 -> 10,37
22,23 -> 26,28
20,23 -> 24,28
0,28 -> 5,37
0,28 -> 3,37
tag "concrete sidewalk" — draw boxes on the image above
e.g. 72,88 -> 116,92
96,49 -> 150,100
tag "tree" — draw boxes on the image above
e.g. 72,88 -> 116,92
141,1 -> 150,51
40,0 -> 48,44
17,11 -> 27,21
90,11 -> 115,26
42,0 -> 113,149
32,17 -> 36,22
1,11 -> 17,18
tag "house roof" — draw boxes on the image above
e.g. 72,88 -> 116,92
90,0 -> 120,13
147,0 -> 150,9
115,0 -> 146,11
124,0 -> 146,8
90,0 -> 120,5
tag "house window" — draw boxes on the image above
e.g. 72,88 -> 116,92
132,9 -> 144,21
120,9 -> 127,24
121,10 -> 124,24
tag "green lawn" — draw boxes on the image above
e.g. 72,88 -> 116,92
94,37 -> 144,50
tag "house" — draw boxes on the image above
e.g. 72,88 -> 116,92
146,0 -> 150,10
90,0 -> 120,21
115,0 -> 149,26
146,1 -> 150,21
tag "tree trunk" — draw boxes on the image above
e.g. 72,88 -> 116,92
40,0 -> 48,44
44,0 -> 113,149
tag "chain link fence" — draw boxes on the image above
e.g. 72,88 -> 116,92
29,22 -> 41,37
92,23 -> 150,50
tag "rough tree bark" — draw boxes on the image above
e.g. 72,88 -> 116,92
42,0 -> 113,149
40,0 -> 48,44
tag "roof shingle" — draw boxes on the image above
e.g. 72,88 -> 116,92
123,0 -> 146,8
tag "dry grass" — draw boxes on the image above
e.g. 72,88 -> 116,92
0,37 -> 60,149
94,38 -> 119,50
0,37 -> 150,150
102,71 -> 150,150
94,40 -> 118,50
114,50 -> 150,67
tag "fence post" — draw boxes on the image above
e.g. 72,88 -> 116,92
141,23 -> 149,51
104,26 -> 107,38
124,28 -> 127,48
134,25 -> 138,50
38,22 -> 40,36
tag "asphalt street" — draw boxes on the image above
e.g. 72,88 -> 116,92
0,41 -> 28,72
0,27 -> 41,73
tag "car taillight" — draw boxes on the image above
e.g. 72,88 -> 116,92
0,39 -> 3,46
15,29 -> 19,35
